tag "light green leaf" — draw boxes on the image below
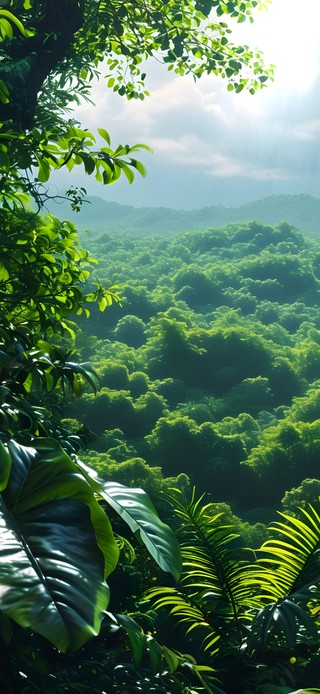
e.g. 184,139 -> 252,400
98,296 -> 107,311
97,127 -> 111,144
0,10 -> 32,38
0,261 -> 9,281
36,156 -> 51,183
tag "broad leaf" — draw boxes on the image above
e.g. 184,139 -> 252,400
0,438 -> 119,652
75,460 -> 181,581
100,481 -> 182,581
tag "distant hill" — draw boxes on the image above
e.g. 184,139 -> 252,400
47,193 -> 320,237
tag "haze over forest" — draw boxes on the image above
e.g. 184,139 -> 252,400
51,192 -> 320,237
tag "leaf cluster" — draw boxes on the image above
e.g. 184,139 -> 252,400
149,489 -> 320,693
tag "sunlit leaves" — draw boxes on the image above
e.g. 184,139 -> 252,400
149,489 -> 320,675
0,125 -> 150,203
96,0 -> 273,101
74,459 -> 182,580
0,208 -> 121,330
0,9 -> 32,40
0,1 -> 272,203
0,207 -> 122,440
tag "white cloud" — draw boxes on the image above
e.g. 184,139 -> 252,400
57,0 -> 320,209
291,120 -> 320,142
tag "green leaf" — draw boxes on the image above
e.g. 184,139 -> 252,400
113,613 -> 147,666
75,463 -> 181,581
98,295 -> 107,311
97,128 -> 111,145
161,645 -> 181,673
0,438 -> 119,652
0,148 -> 10,169
0,261 -> 9,281
130,158 -> 147,177
36,156 -> 51,183
100,482 -> 182,580
0,10 -> 33,38
0,439 -> 11,491
64,361 -> 101,395
0,78 -> 9,104
118,160 -> 135,183
81,153 -> 96,175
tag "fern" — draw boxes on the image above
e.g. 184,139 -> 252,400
148,489 -> 257,656
246,504 -> 320,655
256,505 -> 320,600
149,491 -> 320,689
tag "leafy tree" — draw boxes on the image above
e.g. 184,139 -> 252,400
281,478 -> 320,517
215,375 -> 273,417
129,370 -> 149,397
215,412 -> 261,452
268,357 -> 305,405
96,359 -> 130,390
0,0 -> 273,205
174,266 -> 223,308
294,339 -> 320,380
82,452 -> 190,500
0,204 -> 183,684
288,383 -> 320,423
245,419 -> 320,506
0,0 -> 283,687
146,414 -> 247,499
114,314 -> 147,347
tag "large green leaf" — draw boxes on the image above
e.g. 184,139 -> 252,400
101,482 -> 182,581
76,460 -> 181,581
247,598 -> 319,657
0,438 -> 119,652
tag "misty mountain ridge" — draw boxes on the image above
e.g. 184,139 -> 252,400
49,193 -> 320,237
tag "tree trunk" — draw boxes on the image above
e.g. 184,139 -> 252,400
0,0 -> 84,129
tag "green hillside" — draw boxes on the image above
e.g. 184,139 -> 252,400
49,193 -> 320,237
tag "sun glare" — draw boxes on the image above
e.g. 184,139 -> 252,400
251,0 -> 320,92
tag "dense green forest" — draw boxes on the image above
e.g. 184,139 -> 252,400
67,219 -> 320,518
45,216 -> 320,692
1,1 -> 320,693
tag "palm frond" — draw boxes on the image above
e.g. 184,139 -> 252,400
252,505 -> 320,603
171,488 -> 258,618
148,584 -> 220,657
148,489 -> 258,657
245,504 -> 320,656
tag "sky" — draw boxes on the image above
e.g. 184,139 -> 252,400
51,0 -> 320,210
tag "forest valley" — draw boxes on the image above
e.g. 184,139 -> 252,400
0,1 -> 320,693
10,211 -> 320,694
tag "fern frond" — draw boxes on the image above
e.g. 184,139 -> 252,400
253,505 -> 320,602
170,488 -> 258,619
148,585 -> 220,657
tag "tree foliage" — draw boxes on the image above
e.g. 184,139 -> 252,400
0,0 -> 273,204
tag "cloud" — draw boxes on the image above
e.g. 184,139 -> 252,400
52,0 -> 320,210
291,120 -> 320,142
